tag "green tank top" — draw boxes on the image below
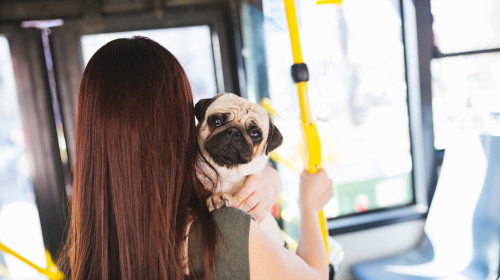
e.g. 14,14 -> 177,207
188,207 -> 252,280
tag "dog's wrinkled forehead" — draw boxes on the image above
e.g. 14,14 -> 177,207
206,93 -> 269,130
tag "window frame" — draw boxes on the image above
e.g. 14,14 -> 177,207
431,3 -> 500,170
0,25 -> 68,258
241,0 -> 438,234
329,0 -> 438,234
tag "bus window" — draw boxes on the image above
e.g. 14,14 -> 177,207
242,0 -> 414,235
80,25 -> 217,102
431,0 -> 500,149
431,53 -> 500,150
0,35 -> 47,279
431,0 -> 500,54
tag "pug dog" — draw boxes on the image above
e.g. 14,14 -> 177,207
195,93 -> 285,246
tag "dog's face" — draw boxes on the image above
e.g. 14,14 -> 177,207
195,93 -> 283,170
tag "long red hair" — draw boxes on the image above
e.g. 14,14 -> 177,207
59,37 -> 217,279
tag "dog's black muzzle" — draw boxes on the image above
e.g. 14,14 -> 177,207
205,127 -> 253,168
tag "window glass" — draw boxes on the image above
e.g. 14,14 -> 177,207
246,0 -> 413,235
431,0 -> 500,53
432,53 -> 500,149
0,36 -> 47,279
81,25 -> 217,102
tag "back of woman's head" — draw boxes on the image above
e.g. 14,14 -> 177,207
64,37 -> 215,279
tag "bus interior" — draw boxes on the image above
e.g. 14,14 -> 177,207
0,0 -> 499,279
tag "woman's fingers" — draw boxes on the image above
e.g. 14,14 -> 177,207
247,202 -> 267,223
237,192 -> 259,213
232,181 -> 256,209
233,165 -> 281,222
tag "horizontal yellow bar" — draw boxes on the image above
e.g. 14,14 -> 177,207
316,0 -> 342,4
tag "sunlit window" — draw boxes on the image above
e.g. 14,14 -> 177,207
431,53 -> 500,149
81,26 -> 217,103
0,36 -> 47,279
431,0 -> 500,149
243,0 -> 414,235
432,0 -> 500,54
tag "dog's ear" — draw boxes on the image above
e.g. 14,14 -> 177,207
195,96 -> 218,122
265,119 -> 283,155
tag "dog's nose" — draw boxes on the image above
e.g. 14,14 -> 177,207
226,127 -> 242,138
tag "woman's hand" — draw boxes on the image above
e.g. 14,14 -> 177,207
232,165 -> 281,223
298,169 -> 333,213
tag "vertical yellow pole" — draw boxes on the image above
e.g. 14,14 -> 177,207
283,0 -> 329,262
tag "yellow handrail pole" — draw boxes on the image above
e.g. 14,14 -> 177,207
0,242 -> 64,279
0,242 -> 45,275
283,0 -> 329,262
44,250 -> 64,280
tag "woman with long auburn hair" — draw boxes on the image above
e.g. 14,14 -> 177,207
61,36 -> 333,279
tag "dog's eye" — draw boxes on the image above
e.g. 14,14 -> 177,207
209,116 -> 222,127
249,129 -> 262,142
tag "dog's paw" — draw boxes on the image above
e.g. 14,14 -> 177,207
206,193 -> 233,212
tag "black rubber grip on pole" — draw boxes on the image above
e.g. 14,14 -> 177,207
291,63 -> 309,83
329,264 -> 335,280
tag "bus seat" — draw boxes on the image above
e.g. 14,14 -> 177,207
351,133 -> 500,280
